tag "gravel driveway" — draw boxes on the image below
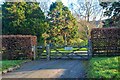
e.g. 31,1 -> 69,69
2,60 -> 89,78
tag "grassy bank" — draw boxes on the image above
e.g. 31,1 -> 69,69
0,60 -> 26,71
87,56 -> 120,78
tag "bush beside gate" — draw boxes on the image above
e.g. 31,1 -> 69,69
91,28 -> 120,56
1,35 -> 37,60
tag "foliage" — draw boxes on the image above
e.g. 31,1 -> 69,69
100,1 -> 120,27
0,5 -> 2,18
69,38 -> 83,46
0,6 -> 1,35
91,28 -> 120,56
2,2 -> 47,43
77,20 -> 96,40
46,1 -> 78,46
2,2 -> 26,34
87,56 -> 120,78
79,40 -> 88,46
2,35 -> 37,60
0,60 -> 25,71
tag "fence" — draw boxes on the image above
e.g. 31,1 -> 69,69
1,35 -> 37,60
91,28 -> 120,56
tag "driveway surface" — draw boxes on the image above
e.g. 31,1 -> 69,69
2,60 -> 89,78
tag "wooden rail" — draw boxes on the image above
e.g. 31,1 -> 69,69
38,44 -> 91,60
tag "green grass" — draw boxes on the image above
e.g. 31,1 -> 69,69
0,60 -> 25,71
43,47 -> 88,53
87,56 -> 120,78
79,48 -> 87,51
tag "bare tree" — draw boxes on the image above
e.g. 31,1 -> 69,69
70,0 -> 103,22
69,0 -> 105,42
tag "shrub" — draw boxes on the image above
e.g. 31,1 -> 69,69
91,28 -> 120,56
1,35 -> 37,60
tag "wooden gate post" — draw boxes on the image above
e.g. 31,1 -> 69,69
32,46 -> 36,60
46,44 -> 50,60
88,39 -> 92,59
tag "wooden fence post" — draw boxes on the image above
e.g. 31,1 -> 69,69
46,44 -> 50,60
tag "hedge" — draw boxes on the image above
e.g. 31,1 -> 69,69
91,28 -> 120,56
1,35 -> 37,60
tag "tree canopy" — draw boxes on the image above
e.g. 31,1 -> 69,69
2,0 -> 93,46
2,2 -> 47,43
46,1 -> 78,46
100,1 -> 120,27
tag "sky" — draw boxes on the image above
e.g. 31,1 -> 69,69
0,0 -> 3,3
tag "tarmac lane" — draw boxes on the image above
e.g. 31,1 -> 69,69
2,60 -> 89,78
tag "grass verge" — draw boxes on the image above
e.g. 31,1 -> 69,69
0,60 -> 26,71
87,56 -> 120,78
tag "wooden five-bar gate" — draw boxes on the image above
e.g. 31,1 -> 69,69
37,28 -> 120,60
38,40 -> 92,60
